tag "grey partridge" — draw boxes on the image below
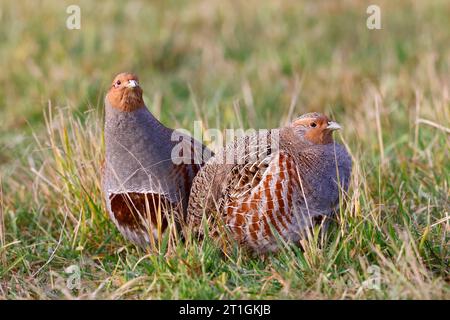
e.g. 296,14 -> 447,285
187,112 -> 352,253
103,72 -> 212,248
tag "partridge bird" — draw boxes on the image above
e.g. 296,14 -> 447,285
187,113 -> 352,253
103,72 -> 211,248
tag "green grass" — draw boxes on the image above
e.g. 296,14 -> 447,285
0,0 -> 449,299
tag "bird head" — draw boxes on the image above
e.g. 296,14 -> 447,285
106,72 -> 144,112
291,112 -> 341,145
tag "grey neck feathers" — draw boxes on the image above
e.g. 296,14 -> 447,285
104,101 -> 179,197
104,101 -> 173,156
280,126 -> 351,197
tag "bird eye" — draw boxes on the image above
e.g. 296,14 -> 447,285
310,122 -> 317,128
114,80 -> 121,88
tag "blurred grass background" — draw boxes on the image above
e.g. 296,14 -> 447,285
0,0 -> 448,299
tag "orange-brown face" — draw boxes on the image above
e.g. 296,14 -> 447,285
106,73 -> 144,112
292,113 -> 341,145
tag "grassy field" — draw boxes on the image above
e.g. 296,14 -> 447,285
0,0 -> 449,299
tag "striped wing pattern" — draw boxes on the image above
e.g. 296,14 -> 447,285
224,151 -> 304,252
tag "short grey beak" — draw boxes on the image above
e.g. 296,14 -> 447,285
126,80 -> 139,88
326,121 -> 341,130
